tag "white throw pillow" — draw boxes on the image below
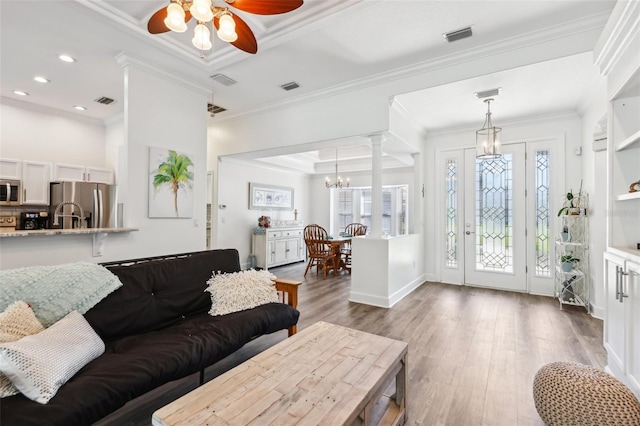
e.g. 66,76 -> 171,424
205,269 -> 278,316
0,310 -> 104,404
0,301 -> 45,398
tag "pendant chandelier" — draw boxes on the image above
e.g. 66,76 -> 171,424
476,98 -> 502,159
325,148 -> 349,189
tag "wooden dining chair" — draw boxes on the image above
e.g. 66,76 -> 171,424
303,224 -> 334,279
342,223 -> 367,273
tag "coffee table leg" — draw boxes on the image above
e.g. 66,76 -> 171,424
396,354 -> 407,423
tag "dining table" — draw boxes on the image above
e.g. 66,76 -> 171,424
325,235 -> 352,274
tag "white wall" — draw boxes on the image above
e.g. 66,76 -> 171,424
216,159 -> 310,267
579,75 -> 608,318
0,99 -> 106,167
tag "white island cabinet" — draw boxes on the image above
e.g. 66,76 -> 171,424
252,221 -> 304,270
595,0 -> 640,399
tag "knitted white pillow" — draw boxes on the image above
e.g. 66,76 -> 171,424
0,301 -> 45,398
205,269 -> 278,316
0,311 -> 104,404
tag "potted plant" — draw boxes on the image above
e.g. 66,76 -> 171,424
560,224 -> 569,242
558,181 -> 586,216
558,191 -> 578,216
561,254 -> 580,272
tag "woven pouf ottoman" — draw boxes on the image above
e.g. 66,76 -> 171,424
533,361 -> 640,425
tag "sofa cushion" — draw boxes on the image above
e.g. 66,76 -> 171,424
206,269 -> 278,316
0,311 -> 104,404
85,249 -> 241,341
0,301 -> 45,398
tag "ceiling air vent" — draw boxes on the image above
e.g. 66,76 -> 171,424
94,96 -> 115,105
207,103 -> 227,116
443,26 -> 473,43
474,87 -> 502,99
210,73 -> 237,86
280,81 -> 300,91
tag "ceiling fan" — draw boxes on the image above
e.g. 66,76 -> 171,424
147,0 -> 303,54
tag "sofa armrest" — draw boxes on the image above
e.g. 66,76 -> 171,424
273,278 -> 301,336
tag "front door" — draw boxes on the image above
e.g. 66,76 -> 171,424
463,144 -> 527,291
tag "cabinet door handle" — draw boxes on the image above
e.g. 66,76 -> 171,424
615,266 -> 621,302
620,270 -> 629,301
23,189 -> 26,202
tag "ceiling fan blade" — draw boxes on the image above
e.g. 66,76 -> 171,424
214,13 -> 258,54
147,6 -> 193,34
224,0 -> 303,15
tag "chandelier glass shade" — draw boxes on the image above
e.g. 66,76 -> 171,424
326,148 -> 349,189
476,98 -> 502,159
164,1 -> 238,51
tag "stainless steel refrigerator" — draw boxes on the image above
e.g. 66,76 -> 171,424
49,182 -> 118,229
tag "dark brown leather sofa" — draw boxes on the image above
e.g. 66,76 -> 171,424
0,249 -> 300,426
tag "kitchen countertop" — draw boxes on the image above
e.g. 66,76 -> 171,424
0,227 -> 139,237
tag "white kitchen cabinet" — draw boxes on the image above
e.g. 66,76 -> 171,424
252,221 -> 304,270
53,163 -> 114,184
0,158 -> 22,180
604,252 -> 627,375
22,160 -> 50,205
627,260 -> 640,395
604,253 -> 640,398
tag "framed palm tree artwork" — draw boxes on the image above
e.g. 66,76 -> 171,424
149,147 -> 194,218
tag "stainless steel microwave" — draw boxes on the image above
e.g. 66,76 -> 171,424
0,180 -> 21,206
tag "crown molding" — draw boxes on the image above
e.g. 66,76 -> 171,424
594,0 -> 640,76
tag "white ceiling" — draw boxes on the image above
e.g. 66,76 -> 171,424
0,0 -> 615,173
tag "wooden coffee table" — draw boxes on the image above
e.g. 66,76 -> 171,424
152,321 -> 408,425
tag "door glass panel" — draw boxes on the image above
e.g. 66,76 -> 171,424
535,150 -> 550,276
475,155 -> 513,273
446,158 -> 458,267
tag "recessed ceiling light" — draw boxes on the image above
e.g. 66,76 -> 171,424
34,76 -> 50,83
13,90 -> 29,96
59,54 -> 76,63
73,105 -> 87,111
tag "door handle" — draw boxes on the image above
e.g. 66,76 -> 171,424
465,231 -> 475,235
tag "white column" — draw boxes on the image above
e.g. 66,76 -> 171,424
368,134 -> 384,238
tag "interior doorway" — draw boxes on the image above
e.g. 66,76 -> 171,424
440,139 -> 561,294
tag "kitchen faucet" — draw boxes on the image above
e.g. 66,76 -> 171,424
53,201 -> 86,228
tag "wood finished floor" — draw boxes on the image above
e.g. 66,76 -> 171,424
102,260 -> 606,426
274,261 -> 606,426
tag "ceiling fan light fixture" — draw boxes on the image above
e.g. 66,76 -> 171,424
190,0 -> 213,21
475,98 -> 502,159
192,23 -> 213,50
217,11 -> 238,41
165,3 -> 187,33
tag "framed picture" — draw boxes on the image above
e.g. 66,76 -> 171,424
249,182 -> 294,210
148,146 -> 194,218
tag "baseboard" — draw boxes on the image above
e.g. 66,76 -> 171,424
388,274 -> 427,307
590,303 -> 604,320
349,274 -> 427,308
348,292 -> 392,308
